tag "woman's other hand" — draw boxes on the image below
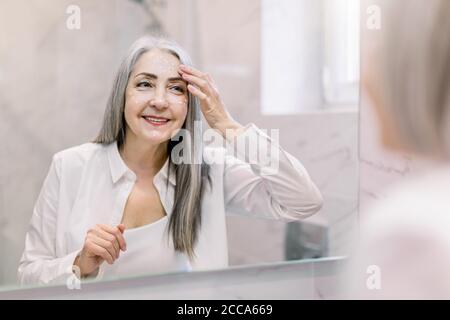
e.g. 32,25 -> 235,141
73,224 -> 127,278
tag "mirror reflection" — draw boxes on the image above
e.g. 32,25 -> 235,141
0,0 -> 359,288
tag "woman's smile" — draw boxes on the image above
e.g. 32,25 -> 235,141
141,115 -> 171,127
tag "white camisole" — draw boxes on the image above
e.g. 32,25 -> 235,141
99,216 -> 192,279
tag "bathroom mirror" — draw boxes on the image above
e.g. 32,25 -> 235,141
0,0 -> 359,289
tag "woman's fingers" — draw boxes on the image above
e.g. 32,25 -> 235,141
187,84 -> 208,101
179,65 -> 220,100
117,224 -> 126,234
98,224 -> 127,251
181,73 -> 213,95
86,239 -> 115,264
92,234 -> 118,261
91,231 -> 120,259
80,223 -> 128,273
179,65 -> 217,90
179,64 -> 206,79
92,227 -> 120,256
179,64 -> 234,133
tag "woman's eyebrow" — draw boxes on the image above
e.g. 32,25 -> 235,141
134,72 -> 185,83
135,72 -> 157,79
168,77 -> 185,83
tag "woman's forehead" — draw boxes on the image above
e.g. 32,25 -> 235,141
133,49 -> 180,78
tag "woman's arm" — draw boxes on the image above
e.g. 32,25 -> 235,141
178,64 -> 323,221
221,123 -> 323,221
18,154 -> 84,285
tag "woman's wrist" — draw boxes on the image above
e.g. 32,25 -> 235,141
73,254 -> 99,279
213,117 -> 244,140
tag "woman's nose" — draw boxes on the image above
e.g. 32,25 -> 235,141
150,90 -> 169,109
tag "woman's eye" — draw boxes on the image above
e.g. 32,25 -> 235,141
137,81 -> 152,88
171,86 -> 185,93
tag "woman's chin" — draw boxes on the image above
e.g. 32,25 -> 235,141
139,130 -> 171,145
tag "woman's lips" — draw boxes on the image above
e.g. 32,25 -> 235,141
142,116 -> 170,127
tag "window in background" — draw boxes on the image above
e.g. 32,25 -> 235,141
322,0 -> 360,107
261,0 -> 360,114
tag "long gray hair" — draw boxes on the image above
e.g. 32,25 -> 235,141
373,0 -> 450,159
93,36 -> 210,259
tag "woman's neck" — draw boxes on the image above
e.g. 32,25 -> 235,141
119,131 -> 168,178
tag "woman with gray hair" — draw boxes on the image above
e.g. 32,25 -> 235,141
349,0 -> 450,299
17,36 -> 323,285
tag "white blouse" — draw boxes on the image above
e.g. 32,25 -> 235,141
17,123 -> 323,285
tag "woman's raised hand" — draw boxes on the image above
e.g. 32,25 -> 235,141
178,64 -> 243,137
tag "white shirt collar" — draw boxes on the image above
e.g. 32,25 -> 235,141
106,141 -> 176,186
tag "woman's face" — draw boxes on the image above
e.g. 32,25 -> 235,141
124,49 -> 188,145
